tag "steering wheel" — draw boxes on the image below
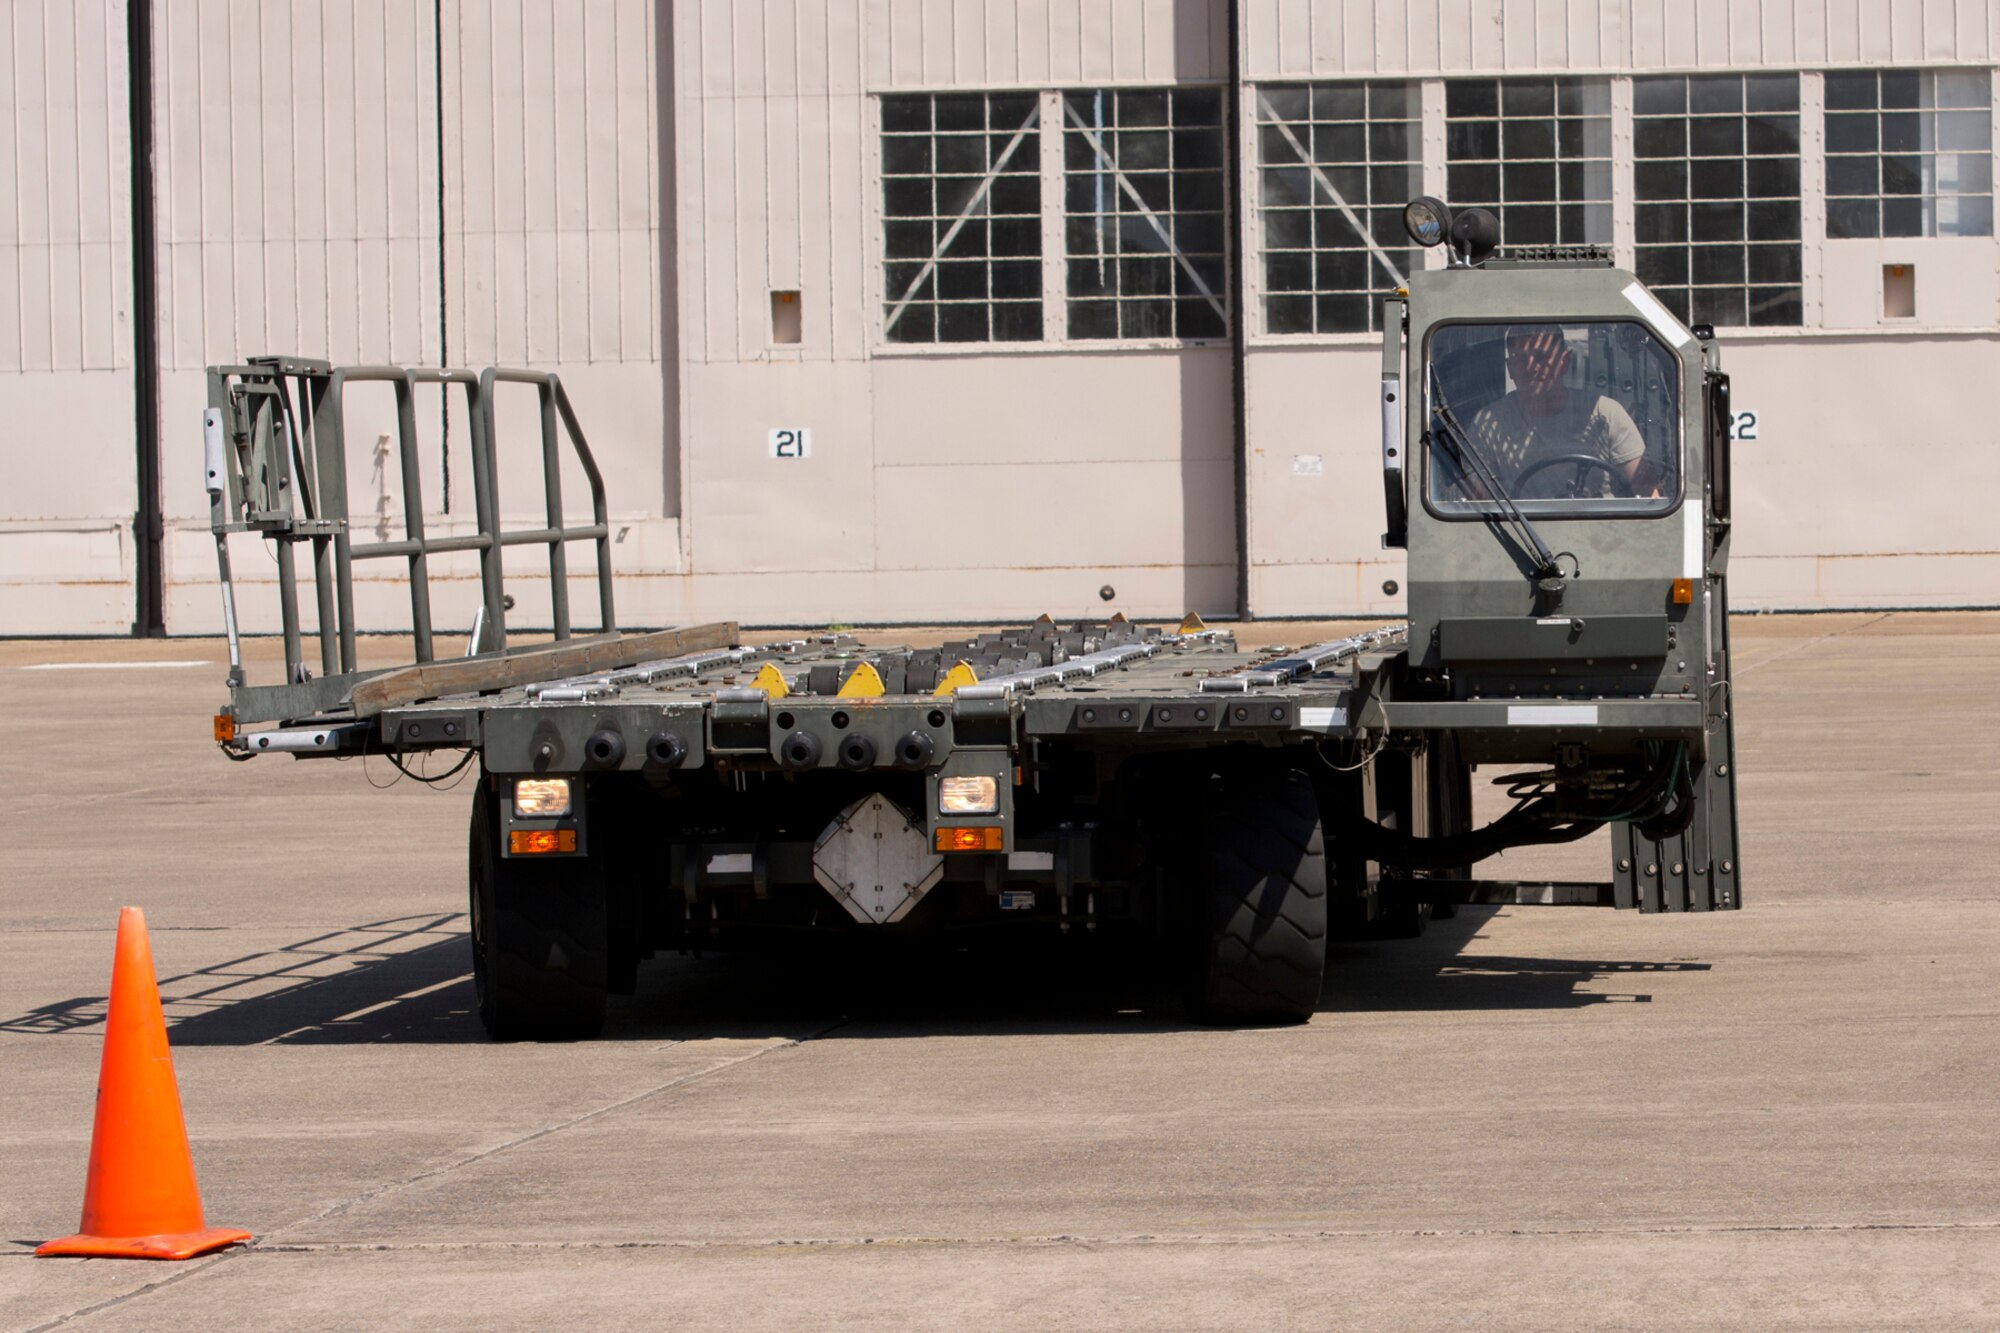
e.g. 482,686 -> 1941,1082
1513,452 -> 1633,499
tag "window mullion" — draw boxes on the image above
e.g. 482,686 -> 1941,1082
1800,71 -> 1826,328
1419,78 -> 1447,204
1611,76 -> 1636,271
1232,78 -> 1264,334
1039,89 -> 1065,343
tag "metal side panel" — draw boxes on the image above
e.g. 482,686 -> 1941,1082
1613,717 -> 1740,912
1439,614 -> 1669,662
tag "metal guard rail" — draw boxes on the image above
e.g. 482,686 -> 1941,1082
204,356 -> 616,720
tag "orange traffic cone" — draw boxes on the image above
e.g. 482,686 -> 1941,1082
36,907 -> 251,1260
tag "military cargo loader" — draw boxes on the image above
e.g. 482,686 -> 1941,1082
207,201 -> 1741,1037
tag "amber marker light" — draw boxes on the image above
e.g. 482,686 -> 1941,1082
1670,578 -> 1694,605
510,829 -> 577,855
936,826 -> 1003,852
213,713 -> 236,743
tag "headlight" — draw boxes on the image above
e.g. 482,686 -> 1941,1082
513,777 -> 572,818
938,775 -> 998,815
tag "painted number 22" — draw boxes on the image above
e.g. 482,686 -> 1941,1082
1729,410 -> 1758,441
769,428 -> 812,459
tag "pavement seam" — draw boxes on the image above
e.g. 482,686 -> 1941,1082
256,1017 -> 850,1244
20,1249 -> 248,1333
173,1217 -> 2000,1257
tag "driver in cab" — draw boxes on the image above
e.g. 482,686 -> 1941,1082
1466,326 -> 1662,499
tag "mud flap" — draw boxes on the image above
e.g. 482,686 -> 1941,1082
1614,705 -> 1741,912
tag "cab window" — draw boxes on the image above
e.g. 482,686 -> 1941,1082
1424,320 -> 1682,516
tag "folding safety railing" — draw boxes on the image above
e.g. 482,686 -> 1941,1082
203,356 -> 616,725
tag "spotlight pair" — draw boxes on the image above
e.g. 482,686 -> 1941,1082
1401,197 -> 1499,265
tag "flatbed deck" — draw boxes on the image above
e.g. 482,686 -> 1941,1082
229,619 -> 1415,766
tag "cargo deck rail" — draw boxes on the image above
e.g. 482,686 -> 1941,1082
205,356 -> 618,726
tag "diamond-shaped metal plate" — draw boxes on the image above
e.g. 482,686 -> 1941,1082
811,794 -> 944,925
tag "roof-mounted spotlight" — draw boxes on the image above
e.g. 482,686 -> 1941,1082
1448,207 -> 1501,266
1403,198 -> 1502,268
1402,196 -> 1452,248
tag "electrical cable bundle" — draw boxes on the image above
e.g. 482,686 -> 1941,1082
1345,741 -> 1693,870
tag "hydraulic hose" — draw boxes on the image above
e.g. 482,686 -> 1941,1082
1342,742 -> 1690,870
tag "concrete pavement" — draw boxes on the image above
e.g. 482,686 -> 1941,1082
2,613 -> 1997,1329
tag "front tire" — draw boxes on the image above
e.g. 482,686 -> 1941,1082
469,782 -> 608,1040
1180,760 -> 1329,1025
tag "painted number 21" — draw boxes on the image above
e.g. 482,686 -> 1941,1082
769,428 -> 812,459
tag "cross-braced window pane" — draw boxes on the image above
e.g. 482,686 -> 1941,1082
1254,81 -> 1421,335
1824,69 -> 1993,239
1062,87 -> 1230,341
881,92 -> 1044,344
1632,74 -> 1803,328
1445,77 -> 1612,249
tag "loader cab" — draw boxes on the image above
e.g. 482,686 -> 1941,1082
1380,200 -> 1725,705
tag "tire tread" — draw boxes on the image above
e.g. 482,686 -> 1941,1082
1185,763 -> 1330,1025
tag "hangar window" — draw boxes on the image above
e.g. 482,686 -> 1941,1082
1824,69 -> 1993,239
881,93 -> 1045,344
1444,77 -> 1613,248
1632,73 -> 1803,328
1062,87 -> 1230,340
1254,81 -> 1422,334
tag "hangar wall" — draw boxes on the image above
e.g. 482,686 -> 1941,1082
665,0 -> 1237,626
2,0 -> 1997,636
0,1 -> 135,634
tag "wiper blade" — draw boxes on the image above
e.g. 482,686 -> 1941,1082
1426,368 -> 1562,579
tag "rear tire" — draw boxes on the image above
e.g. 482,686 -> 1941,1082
1180,760 -> 1329,1025
469,783 -> 608,1040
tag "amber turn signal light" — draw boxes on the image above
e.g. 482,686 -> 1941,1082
509,828 -> 577,855
935,826 -> 1003,852
1670,578 -> 1694,605
212,713 -> 236,743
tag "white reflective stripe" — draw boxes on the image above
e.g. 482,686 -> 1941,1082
1299,706 -> 1343,730
237,724 -> 365,752
1006,851 -> 1054,871
1381,378 -> 1402,476
707,853 -> 753,874
1619,279 -> 1699,574
1508,705 -> 1600,726
203,408 -> 227,494
1621,281 -> 1693,349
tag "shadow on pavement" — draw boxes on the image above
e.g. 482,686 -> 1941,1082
1320,908 -> 1712,1013
0,907 -> 1708,1045
0,914 -> 482,1046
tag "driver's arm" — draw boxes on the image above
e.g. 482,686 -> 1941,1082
1596,399 -> 1660,498
1617,454 -> 1669,496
